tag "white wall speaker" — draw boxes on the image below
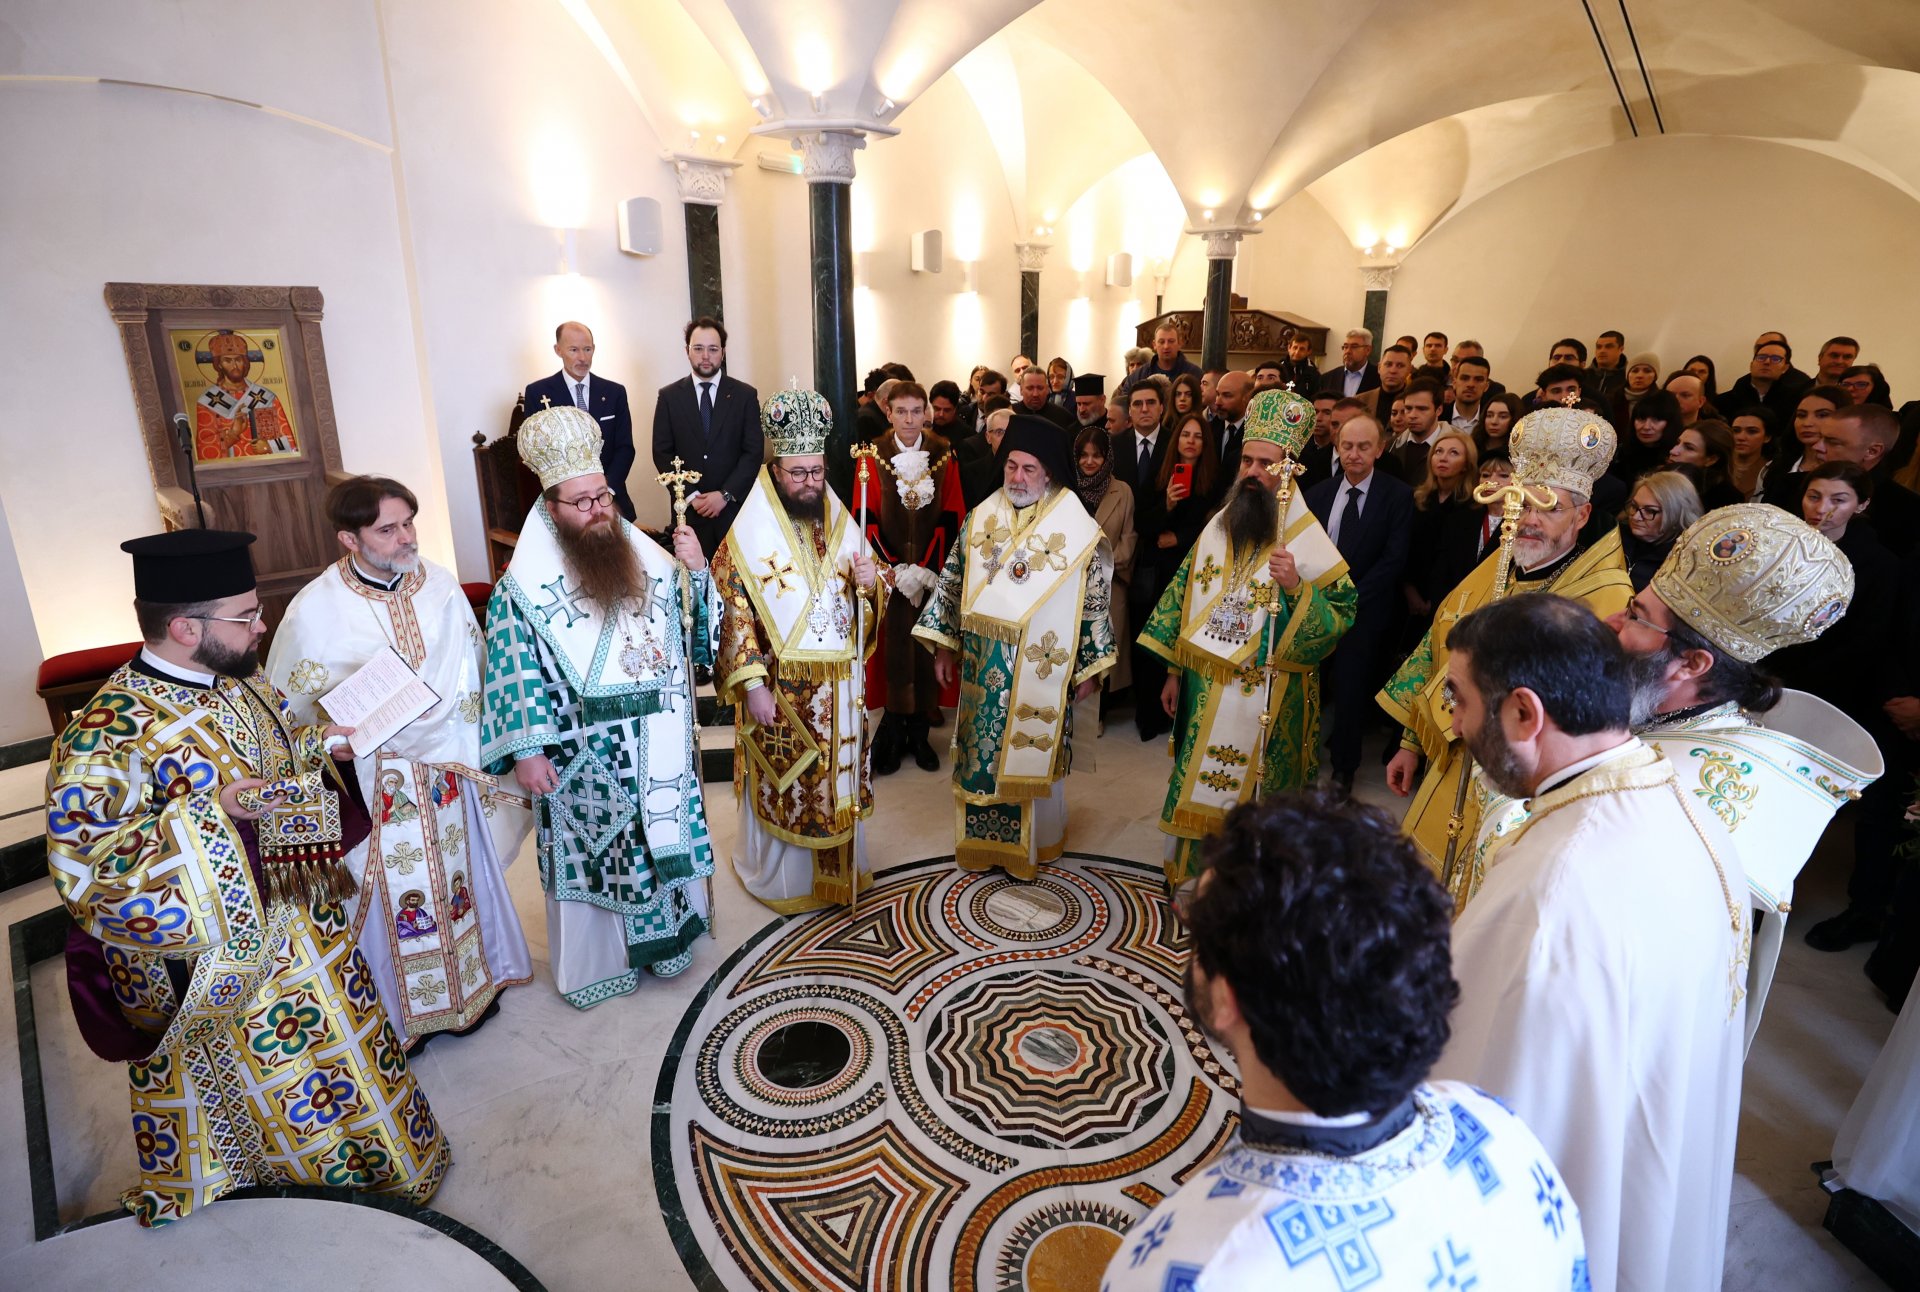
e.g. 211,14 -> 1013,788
1105,252 -> 1134,288
911,229 -> 944,274
617,197 -> 662,256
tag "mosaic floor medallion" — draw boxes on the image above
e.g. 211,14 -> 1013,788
654,855 -> 1242,1292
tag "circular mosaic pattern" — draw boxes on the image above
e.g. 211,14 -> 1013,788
656,855 -> 1241,1292
967,875 -> 1079,942
927,969 -> 1172,1149
736,1009 -> 871,1105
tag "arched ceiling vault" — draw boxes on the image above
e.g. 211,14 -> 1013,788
573,0 -> 1920,250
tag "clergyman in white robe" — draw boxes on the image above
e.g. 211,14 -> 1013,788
269,555 -> 533,1046
1436,738 -> 1749,1292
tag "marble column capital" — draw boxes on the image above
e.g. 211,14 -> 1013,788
1200,229 -> 1244,260
787,130 -> 867,185
1362,263 -> 1399,291
1014,242 -> 1051,273
663,153 -> 743,207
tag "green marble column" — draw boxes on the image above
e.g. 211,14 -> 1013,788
1198,230 -> 1244,374
684,203 -> 724,321
794,131 -> 865,502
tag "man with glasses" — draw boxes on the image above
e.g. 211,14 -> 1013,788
267,475 -> 533,1050
1721,337 -> 1811,425
481,404 -> 719,1005
713,390 -> 884,912
855,380 -> 967,773
46,528 -> 449,1226
1380,407 -> 1632,899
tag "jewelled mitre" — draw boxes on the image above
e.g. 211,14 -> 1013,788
1508,406 -> 1614,499
1243,389 -> 1315,457
763,388 -> 832,457
1650,503 -> 1854,663
517,405 -> 603,490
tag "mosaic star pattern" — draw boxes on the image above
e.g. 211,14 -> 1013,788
658,855 -> 1242,1292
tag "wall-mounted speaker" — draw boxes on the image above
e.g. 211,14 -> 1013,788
911,229 -> 944,274
618,197 -> 663,256
1105,252 -> 1134,288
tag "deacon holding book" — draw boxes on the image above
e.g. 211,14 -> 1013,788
45,529 -> 447,1226
713,390 -> 884,912
1137,389 -> 1358,890
268,475 -> 533,1049
480,404 -> 719,1006
912,413 -> 1117,877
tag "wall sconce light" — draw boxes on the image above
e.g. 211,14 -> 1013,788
617,198 -> 661,256
1105,252 -> 1134,288
910,229 -> 944,273
556,228 -> 579,275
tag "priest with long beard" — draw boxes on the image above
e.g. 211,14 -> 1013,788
712,389 -> 883,913
1136,388 -> 1356,891
480,404 -> 719,1007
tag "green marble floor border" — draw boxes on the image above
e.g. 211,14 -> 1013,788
8,906 -> 548,1288
1,838 -> 47,896
0,737 -> 50,773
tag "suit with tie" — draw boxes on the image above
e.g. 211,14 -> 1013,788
1319,362 -> 1381,401
1115,426 -> 1173,735
525,369 -> 636,518
1210,416 -> 1246,502
651,371 -> 763,556
1306,468 -> 1414,779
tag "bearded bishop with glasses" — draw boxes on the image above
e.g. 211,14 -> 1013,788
479,405 -> 719,1006
711,390 -> 883,912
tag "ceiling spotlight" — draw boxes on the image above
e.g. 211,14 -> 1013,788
874,97 -> 896,118
810,92 -> 825,113
750,96 -> 769,118
1252,211 -> 1263,222
1202,209 -> 1214,222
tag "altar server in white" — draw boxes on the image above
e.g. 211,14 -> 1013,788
1434,593 -> 1749,1292
269,475 -> 533,1048
1105,792 -> 1587,1292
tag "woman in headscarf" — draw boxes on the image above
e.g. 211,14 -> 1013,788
1073,425 -> 1136,723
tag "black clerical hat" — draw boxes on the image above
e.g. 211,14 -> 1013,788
1072,373 -> 1105,397
997,414 -> 1076,490
120,530 -> 257,602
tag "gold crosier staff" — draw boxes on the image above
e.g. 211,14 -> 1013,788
655,455 -> 716,939
844,441 -> 883,914
1436,452 -> 1560,902
1254,453 -> 1306,743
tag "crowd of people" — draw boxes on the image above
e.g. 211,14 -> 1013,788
38,310 -> 1920,1292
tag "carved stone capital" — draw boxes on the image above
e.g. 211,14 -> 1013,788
789,130 -> 865,185
1015,242 -> 1051,273
665,153 -> 742,206
1362,265 -> 1397,292
1200,230 -> 1243,260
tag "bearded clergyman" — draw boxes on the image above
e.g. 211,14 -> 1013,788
1137,389 -> 1357,891
712,389 -> 883,913
268,475 -> 533,1049
480,404 -> 718,1006
46,529 -> 447,1226
912,414 -> 1116,878
1378,405 -> 1632,906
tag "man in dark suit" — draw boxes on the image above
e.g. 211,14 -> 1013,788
957,403 -> 1012,510
1114,381 -> 1173,737
1319,328 -> 1381,402
1014,368 -> 1075,433
1305,411 -> 1413,796
1208,370 -> 1254,503
525,321 -> 636,518
650,316 -> 762,556
1821,404 -> 1920,557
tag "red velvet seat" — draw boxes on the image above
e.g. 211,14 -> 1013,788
36,642 -> 141,733
462,582 -> 492,614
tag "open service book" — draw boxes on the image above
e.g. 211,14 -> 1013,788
319,644 -> 441,759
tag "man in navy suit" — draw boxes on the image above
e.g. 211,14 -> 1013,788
1305,411 -> 1413,795
651,316 -> 762,556
525,321 -> 636,518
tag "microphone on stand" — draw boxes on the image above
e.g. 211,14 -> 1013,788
171,413 -> 208,528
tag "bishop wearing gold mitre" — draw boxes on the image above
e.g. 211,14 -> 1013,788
1378,405 -> 1632,896
711,389 -> 884,913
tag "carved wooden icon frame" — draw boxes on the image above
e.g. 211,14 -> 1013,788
103,283 -> 347,527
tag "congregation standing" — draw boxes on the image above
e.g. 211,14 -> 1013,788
41,308 -> 1920,1292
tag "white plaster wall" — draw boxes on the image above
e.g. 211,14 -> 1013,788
0,74 -> 439,658
379,0 -> 703,544
1382,136 -> 1920,396
0,499 -> 49,744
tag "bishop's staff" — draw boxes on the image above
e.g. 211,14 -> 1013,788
657,454 -> 716,938
1255,453 -> 1307,743
845,441 -> 883,915
1437,470 -> 1558,899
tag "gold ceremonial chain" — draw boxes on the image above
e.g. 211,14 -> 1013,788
871,445 -> 954,484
